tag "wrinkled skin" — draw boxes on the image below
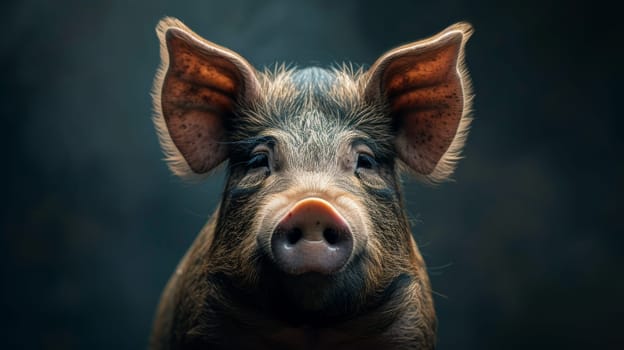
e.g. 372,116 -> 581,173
149,17 -> 473,350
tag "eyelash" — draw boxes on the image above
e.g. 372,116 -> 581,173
247,152 -> 269,169
356,153 -> 376,170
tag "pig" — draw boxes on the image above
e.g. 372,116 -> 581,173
149,17 -> 473,350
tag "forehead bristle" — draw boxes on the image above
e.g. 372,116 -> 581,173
234,65 -> 392,149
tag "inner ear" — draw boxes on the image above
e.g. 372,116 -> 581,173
153,17 -> 261,179
365,23 -> 473,181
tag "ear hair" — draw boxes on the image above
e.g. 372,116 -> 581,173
366,22 -> 474,184
423,23 -> 474,184
152,17 -> 260,181
152,17 -> 205,181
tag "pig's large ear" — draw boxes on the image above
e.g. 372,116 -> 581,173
365,23 -> 473,183
152,17 -> 261,180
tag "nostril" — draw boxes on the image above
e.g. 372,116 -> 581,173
286,228 -> 302,245
270,197 -> 355,275
323,228 -> 340,245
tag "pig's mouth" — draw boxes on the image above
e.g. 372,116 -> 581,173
220,245 -> 407,327
258,249 -> 368,321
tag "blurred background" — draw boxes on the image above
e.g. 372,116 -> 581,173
1,0 -> 621,349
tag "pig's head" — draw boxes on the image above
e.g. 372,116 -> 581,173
153,17 -> 472,328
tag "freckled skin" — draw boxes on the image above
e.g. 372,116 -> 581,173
161,30 -> 238,173
383,35 -> 465,174
150,17 -> 473,350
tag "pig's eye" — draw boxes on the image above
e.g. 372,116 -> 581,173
356,153 -> 376,170
248,152 -> 269,170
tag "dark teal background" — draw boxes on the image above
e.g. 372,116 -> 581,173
2,0 -> 622,348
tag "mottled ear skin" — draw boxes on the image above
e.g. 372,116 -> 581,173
365,23 -> 473,183
152,17 -> 261,180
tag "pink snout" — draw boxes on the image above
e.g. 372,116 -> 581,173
271,198 -> 354,275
